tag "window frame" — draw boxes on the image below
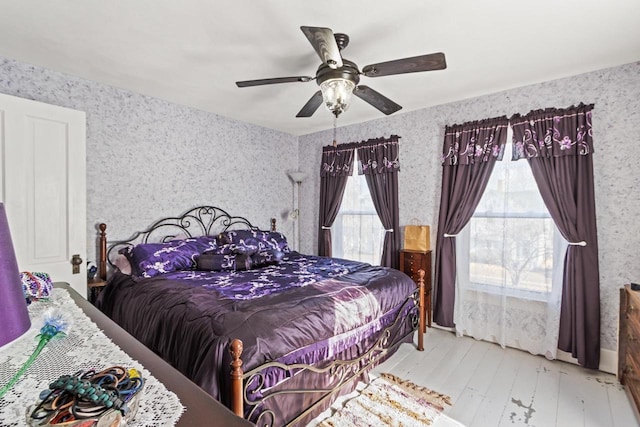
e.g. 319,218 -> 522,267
331,164 -> 385,265
457,140 -> 567,303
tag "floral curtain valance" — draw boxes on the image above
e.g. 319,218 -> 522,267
320,143 -> 356,177
510,103 -> 594,160
357,135 -> 401,175
441,117 -> 509,166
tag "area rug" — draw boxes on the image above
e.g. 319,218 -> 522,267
316,373 -> 452,426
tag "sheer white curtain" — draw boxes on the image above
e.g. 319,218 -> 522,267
332,160 -> 385,265
453,138 -> 568,359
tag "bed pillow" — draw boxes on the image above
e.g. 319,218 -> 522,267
196,253 -> 242,271
127,235 -> 219,278
196,249 -> 284,272
196,252 -> 255,271
253,249 -> 285,265
215,230 -> 252,255
192,235 -> 219,252
114,253 -> 132,275
217,229 -> 291,253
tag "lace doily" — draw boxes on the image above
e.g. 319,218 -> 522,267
0,288 -> 185,426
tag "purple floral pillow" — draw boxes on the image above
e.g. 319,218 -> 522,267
192,235 -> 219,252
196,249 -> 284,271
265,232 -> 291,253
127,235 -> 218,278
217,230 -> 290,254
253,249 -> 285,265
196,253 -> 239,271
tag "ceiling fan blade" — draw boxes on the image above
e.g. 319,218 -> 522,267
296,91 -> 324,117
300,26 -> 343,69
362,52 -> 446,78
236,76 -> 313,88
353,86 -> 402,115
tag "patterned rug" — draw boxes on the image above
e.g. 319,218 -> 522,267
316,373 -> 452,426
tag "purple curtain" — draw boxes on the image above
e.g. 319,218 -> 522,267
433,117 -> 509,327
357,135 -> 401,269
510,103 -> 600,369
318,143 -> 356,256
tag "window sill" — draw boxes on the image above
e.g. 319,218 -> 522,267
463,282 -> 551,302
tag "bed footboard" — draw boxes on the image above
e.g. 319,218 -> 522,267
229,270 -> 426,426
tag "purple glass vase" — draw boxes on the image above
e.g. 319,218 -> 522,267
0,203 -> 31,347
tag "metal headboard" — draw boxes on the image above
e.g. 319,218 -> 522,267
102,205 -> 276,271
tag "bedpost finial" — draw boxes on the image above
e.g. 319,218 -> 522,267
230,339 -> 244,361
98,223 -> 108,280
271,218 -> 277,232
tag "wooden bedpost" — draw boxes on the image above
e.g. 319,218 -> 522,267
99,223 -> 107,280
270,217 -> 277,232
230,339 -> 244,418
417,269 -> 426,351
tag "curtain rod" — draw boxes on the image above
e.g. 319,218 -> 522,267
324,135 -> 401,151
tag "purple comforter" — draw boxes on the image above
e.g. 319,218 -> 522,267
97,252 -> 416,404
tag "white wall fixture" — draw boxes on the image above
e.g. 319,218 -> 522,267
286,171 -> 307,252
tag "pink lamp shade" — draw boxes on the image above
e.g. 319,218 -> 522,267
0,203 -> 31,347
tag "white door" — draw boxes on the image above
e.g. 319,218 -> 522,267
0,93 -> 87,297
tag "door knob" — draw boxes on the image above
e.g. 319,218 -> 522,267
71,254 -> 83,274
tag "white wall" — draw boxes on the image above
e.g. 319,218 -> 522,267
298,61 -> 640,353
0,56 -> 299,264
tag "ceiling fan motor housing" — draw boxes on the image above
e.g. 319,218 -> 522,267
315,59 -> 360,87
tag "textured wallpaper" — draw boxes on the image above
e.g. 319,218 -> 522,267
0,56 -> 299,265
298,61 -> 640,352
1,53 -> 638,355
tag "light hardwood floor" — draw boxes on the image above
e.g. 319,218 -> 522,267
368,328 -> 638,427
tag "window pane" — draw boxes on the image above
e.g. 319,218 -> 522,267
332,170 -> 384,265
338,213 -> 385,265
469,139 -> 559,295
476,146 -> 549,216
469,217 -> 555,293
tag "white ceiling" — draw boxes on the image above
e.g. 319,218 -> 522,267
0,0 -> 638,136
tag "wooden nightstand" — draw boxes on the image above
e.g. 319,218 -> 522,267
400,249 -> 432,330
87,278 -> 107,304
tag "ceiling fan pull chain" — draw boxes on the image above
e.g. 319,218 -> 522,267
332,116 -> 338,146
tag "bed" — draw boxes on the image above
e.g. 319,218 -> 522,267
95,206 -> 425,426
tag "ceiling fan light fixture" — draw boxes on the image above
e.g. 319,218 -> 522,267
320,78 -> 355,117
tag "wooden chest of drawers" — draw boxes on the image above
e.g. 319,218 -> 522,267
400,249 -> 432,329
619,285 -> 640,420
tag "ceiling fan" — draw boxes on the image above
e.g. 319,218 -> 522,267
236,26 -> 447,119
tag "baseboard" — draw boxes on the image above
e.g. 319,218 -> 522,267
556,347 -> 617,374
431,325 -> 618,374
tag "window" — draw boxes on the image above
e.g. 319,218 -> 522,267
454,127 -> 568,358
332,164 -> 385,265
460,137 -> 566,298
